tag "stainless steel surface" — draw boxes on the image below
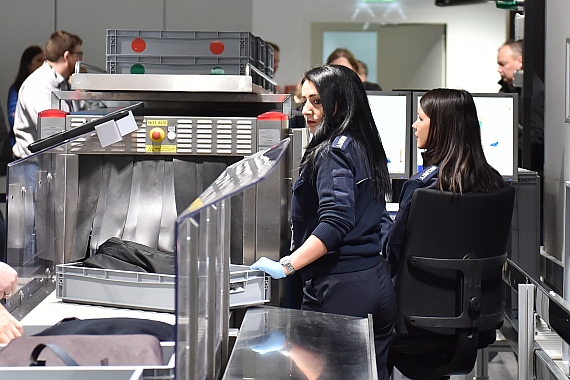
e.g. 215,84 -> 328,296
8,82 -> 300,378
37,92 -> 294,265
75,61 -> 106,74
503,260 -> 570,378
175,198 -> 230,380
244,63 -> 278,87
289,128 -> 310,185
535,350 -> 568,380
3,278 -> 55,321
518,283 -> 534,379
71,73 -> 254,92
255,116 -> 290,305
52,89 -> 289,108
223,307 -> 378,380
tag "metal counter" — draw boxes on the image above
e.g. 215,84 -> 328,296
223,307 -> 378,380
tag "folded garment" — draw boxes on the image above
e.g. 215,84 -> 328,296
81,237 -> 175,274
33,317 -> 175,342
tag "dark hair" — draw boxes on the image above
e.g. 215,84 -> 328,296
356,60 -> 367,76
300,64 -> 391,200
420,88 -> 499,193
326,48 -> 358,72
45,30 -> 82,62
12,45 -> 44,91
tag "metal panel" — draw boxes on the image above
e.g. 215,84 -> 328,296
72,73 -> 253,93
223,307 -> 378,380
518,283 -> 535,380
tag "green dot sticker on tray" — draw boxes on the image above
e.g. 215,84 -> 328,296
131,38 -> 147,53
130,64 -> 145,74
210,67 -> 225,75
210,40 -> 225,55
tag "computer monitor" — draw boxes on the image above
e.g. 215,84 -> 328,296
411,92 -> 518,180
367,91 -> 412,179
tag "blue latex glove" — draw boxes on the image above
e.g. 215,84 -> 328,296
251,331 -> 286,355
251,257 -> 286,279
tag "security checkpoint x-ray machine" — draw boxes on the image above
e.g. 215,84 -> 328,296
4,74 -> 308,308
0,72 -> 378,379
1,127 -> 378,379
0,74 -> 317,377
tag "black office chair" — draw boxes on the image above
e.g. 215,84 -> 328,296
389,186 -> 516,380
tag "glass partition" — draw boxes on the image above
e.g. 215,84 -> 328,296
175,138 -> 290,380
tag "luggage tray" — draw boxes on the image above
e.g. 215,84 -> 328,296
0,339 -> 175,380
56,263 -> 270,312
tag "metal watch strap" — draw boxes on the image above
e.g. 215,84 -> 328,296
279,255 -> 295,276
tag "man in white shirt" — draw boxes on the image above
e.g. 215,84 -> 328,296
13,30 -> 83,159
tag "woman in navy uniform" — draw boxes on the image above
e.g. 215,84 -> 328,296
385,88 -> 506,275
252,64 -> 395,380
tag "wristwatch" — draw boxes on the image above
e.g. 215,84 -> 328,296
279,255 -> 296,276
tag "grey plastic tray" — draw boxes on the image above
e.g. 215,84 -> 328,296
56,263 -> 270,312
106,55 -> 258,75
106,30 -> 259,61
0,340 -> 175,380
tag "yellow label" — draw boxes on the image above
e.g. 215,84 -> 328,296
189,198 -> 204,212
145,145 -> 177,153
147,120 -> 168,126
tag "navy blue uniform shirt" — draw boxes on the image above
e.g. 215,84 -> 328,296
291,135 -> 392,281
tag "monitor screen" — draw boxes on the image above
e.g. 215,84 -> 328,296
412,92 -> 518,180
367,91 -> 411,179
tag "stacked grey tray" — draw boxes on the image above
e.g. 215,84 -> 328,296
55,263 -> 270,312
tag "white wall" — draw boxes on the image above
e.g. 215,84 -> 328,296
0,0 -> 253,122
0,0 -> 507,120
252,0 -> 508,93
543,1 -> 570,260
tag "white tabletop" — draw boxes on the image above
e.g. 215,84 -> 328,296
20,291 -> 175,335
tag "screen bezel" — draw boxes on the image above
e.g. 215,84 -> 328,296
366,90 -> 412,179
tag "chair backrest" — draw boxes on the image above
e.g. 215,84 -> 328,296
394,186 -> 516,336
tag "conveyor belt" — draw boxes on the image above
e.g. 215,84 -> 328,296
534,317 -> 566,373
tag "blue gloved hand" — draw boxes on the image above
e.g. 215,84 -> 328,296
251,331 -> 286,355
251,257 -> 286,279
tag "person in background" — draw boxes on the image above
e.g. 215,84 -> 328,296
7,45 -> 45,142
265,41 -> 281,93
385,88 -> 505,275
497,40 -> 523,94
0,104 -> 12,175
265,41 -> 280,75
0,261 -> 22,344
356,59 -> 382,91
326,48 -> 383,91
497,39 -> 544,177
326,47 -> 359,72
13,30 -> 83,160
252,64 -> 395,380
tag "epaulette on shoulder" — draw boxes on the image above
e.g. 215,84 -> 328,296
332,135 -> 352,151
417,165 -> 438,184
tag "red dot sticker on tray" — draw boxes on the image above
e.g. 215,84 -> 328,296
131,38 -> 147,53
210,40 -> 225,55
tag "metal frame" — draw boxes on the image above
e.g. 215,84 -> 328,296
502,259 -> 570,379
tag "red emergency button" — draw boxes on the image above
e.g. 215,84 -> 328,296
149,127 -> 165,142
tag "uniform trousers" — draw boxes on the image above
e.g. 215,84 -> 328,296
301,261 -> 397,380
